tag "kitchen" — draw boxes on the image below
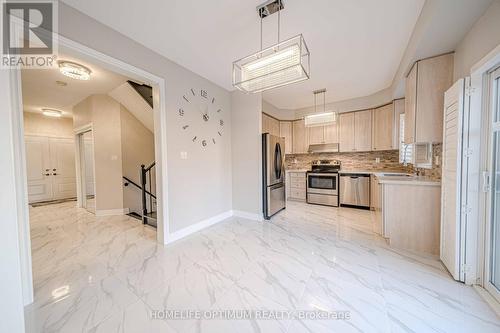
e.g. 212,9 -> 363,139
262,53 -> 451,256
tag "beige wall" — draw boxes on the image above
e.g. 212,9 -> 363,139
231,91 -> 262,216
73,94 -> 124,212
454,0 -> 500,80
59,3 -> 233,235
23,112 -> 74,138
120,104 -> 155,214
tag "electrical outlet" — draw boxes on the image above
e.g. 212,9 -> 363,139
180,151 -> 188,159
375,157 -> 380,163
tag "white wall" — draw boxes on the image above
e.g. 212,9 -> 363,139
454,0 -> 500,80
262,100 -> 295,120
120,104 -> 155,214
23,112 -> 74,138
73,95 -> 124,212
58,3 -> 233,233
0,70 -> 26,332
231,91 -> 263,217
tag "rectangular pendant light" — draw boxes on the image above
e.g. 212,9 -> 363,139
305,112 -> 337,127
233,34 -> 310,93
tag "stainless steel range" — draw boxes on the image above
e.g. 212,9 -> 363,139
306,160 -> 341,207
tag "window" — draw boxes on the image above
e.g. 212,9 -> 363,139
399,114 -> 412,164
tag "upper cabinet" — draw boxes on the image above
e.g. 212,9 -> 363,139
354,110 -> 372,151
339,112 -> 355,152
279,121 -> 293,154
393,99 -> 405,149
262,113 -> 280,137
340,110 -> 373,152
292,119 -> 309,154
404,53 -> 454,144
372,103 -> 394,151
308,123 -> 338,145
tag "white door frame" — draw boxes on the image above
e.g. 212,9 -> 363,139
470,43 -> 500,301
483,67 -> 500,302
74,124 -> 95,211
9,34 -> 170,306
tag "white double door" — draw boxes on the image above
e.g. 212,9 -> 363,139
25,136 -> 77,203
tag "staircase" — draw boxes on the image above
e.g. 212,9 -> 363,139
123,161 -> 157,227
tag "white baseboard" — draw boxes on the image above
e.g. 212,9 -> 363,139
95,208 -> 129,216
167,210 -> 233,243
232,210 -> 263,221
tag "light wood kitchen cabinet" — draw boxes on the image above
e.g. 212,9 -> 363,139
292,119 -> 309,154
339,112 -> 355,152
372,103 -> 394,151
308,123 -> 339,145
324,123 -> 339,144
262,113 -> 280,137
308,126 -> 324,144
393,98 -> 405,149
404,53 -> 454,144
354,109 -> 372,151
279,121 -> 293,154
287,171 -> 306,201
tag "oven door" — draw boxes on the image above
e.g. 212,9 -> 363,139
307,173 -> 338,195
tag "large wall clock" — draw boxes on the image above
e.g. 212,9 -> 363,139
178,88 -> 224,148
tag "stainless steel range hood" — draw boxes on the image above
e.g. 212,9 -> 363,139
308,143 -> 339,153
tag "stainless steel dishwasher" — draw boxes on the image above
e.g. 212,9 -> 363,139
340,173 -> 370,209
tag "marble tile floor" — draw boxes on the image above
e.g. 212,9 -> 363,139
24,200 -> 500,333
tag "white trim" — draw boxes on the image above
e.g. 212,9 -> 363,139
166,211 -> 233,243
232,210 -> 264,221
473,285 -> 500,318
74,124 -> 94,210
469,42 -> 500,298
95,208 -> 130,217
9,68 -> 34,306
10,33 -> 169,307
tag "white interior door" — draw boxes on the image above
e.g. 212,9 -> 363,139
49,137 -> 77,200
25,136 -> 52,203
441,78 -> 467,281
485,67 -> 500,302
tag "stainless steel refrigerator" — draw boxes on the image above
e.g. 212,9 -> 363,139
262,133 -> 286,219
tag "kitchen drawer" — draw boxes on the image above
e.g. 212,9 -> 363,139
289,172 -> 306,179
290,178 -> 306,189
290,188 -> 306,200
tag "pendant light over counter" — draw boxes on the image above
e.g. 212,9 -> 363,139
232,0 -> 310,93
305,89 -> 337,127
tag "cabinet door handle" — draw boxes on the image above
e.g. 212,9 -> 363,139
52,173 -> 57,176
45,173 -> 50,176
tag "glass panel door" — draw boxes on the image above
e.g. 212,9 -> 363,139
486,68 -> 500,301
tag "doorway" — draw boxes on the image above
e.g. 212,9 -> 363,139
76,129 -> 96,214
485,66 -> 500,303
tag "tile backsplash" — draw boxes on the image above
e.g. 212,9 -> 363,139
285,144 -> 442,180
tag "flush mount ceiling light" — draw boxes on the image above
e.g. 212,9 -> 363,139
58,61 -> 92,80
232,0 -> 310,93
305,89 -> 337,127
42,108 -> 63,117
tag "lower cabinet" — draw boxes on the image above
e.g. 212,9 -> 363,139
287,171 -> 306,201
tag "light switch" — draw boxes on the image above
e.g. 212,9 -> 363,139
180,151 -> 188,159
375,157 -> 380,164
111,155 -> 118,161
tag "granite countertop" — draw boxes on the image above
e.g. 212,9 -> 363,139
375,175 -> 441,186
285,169 -> 309,173
285,168 -> 440,185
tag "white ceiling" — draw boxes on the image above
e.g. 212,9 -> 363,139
22,54 -> 127,117
61,0 -> 425,110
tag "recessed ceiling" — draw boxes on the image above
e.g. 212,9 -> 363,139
61,0 -> 425,109
22,54 -> 128,117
